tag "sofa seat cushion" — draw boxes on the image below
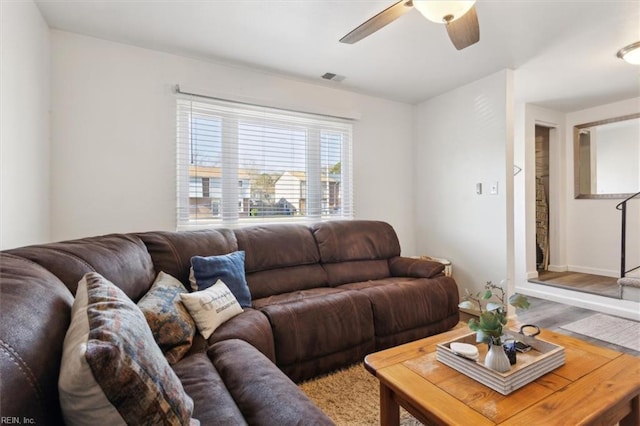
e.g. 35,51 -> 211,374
172,353 -> 246,426
338,275 -> 459,341
376,314 -> 460,350
208,339 -> 333,426
254,288 -> 374,372
208,308 -> 276,363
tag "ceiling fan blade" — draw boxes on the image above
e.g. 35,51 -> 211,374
445,4 -> 479,50
340,0 -> 413,44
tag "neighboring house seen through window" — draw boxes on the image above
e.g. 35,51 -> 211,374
177,98 -> 353,227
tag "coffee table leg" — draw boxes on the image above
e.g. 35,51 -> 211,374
380,382 -> 400,426
620,395 -> 639,426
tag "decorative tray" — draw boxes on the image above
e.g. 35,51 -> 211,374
436,330 -> 565,395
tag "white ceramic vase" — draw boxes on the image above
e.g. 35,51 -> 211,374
484,342 -> 511,373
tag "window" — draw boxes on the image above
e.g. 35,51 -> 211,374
177,97 -> 353,227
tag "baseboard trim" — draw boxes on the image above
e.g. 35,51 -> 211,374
547,264 -> 567,273
567,265 -> 618,278
527,270 -> 539,280
515,281 -> 640,322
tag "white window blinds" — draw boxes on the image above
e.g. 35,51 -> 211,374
176,97 -> 353,227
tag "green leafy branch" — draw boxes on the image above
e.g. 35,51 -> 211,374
458,281 -> 530,345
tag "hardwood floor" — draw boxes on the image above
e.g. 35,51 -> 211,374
528,270 -> 620,298
514,296 -> 639,357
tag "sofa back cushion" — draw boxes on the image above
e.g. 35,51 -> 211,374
0,254 -> 74,425
138,229 -> 237,289
312,221 -> 401,286
7,234 -> 156,301
234,224 -> 328,299
320,259 -> 392,286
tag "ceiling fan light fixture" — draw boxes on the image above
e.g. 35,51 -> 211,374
413,0 -> 476,24
617,41 -> 640,65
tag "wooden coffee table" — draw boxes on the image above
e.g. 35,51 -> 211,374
365,323 -> 640,425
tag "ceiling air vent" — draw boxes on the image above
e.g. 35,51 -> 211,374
321,72 -> 345,82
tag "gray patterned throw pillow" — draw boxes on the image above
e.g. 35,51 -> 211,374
59,272 -> 196,425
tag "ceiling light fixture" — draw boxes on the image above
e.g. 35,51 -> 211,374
412,0 -> 476,24
617,41 -> 640,65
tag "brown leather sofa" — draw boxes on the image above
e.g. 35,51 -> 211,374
1,220 -> 459,425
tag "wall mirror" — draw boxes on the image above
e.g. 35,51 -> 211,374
574,113 -> 640,199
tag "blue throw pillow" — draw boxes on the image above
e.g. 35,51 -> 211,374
190,251 -> 252,308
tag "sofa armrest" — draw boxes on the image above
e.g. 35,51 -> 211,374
389,256 -> 445,278
208,309 -> 276,363
209,339 -> 333,426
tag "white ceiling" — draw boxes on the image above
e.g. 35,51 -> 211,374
35,0 -> 640,111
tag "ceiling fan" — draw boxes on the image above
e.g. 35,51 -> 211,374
340,0 -> 479,50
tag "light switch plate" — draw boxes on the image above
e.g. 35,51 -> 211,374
490,182 -> 499,195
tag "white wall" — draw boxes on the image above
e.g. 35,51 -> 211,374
49,31 -> 417,252
0,0 -> 51,250
565,97 -> 640,277
414,70 -> 514,297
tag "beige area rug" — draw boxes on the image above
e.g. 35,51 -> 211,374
561,313 -> 640,352
299,363 -> 422,426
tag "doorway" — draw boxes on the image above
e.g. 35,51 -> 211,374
529,125 -> 623,299
535,125 -> 550,271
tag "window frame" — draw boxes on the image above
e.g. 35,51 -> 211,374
176,97 -> 353,229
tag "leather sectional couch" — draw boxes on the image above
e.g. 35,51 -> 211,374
1,220 -> 459,425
